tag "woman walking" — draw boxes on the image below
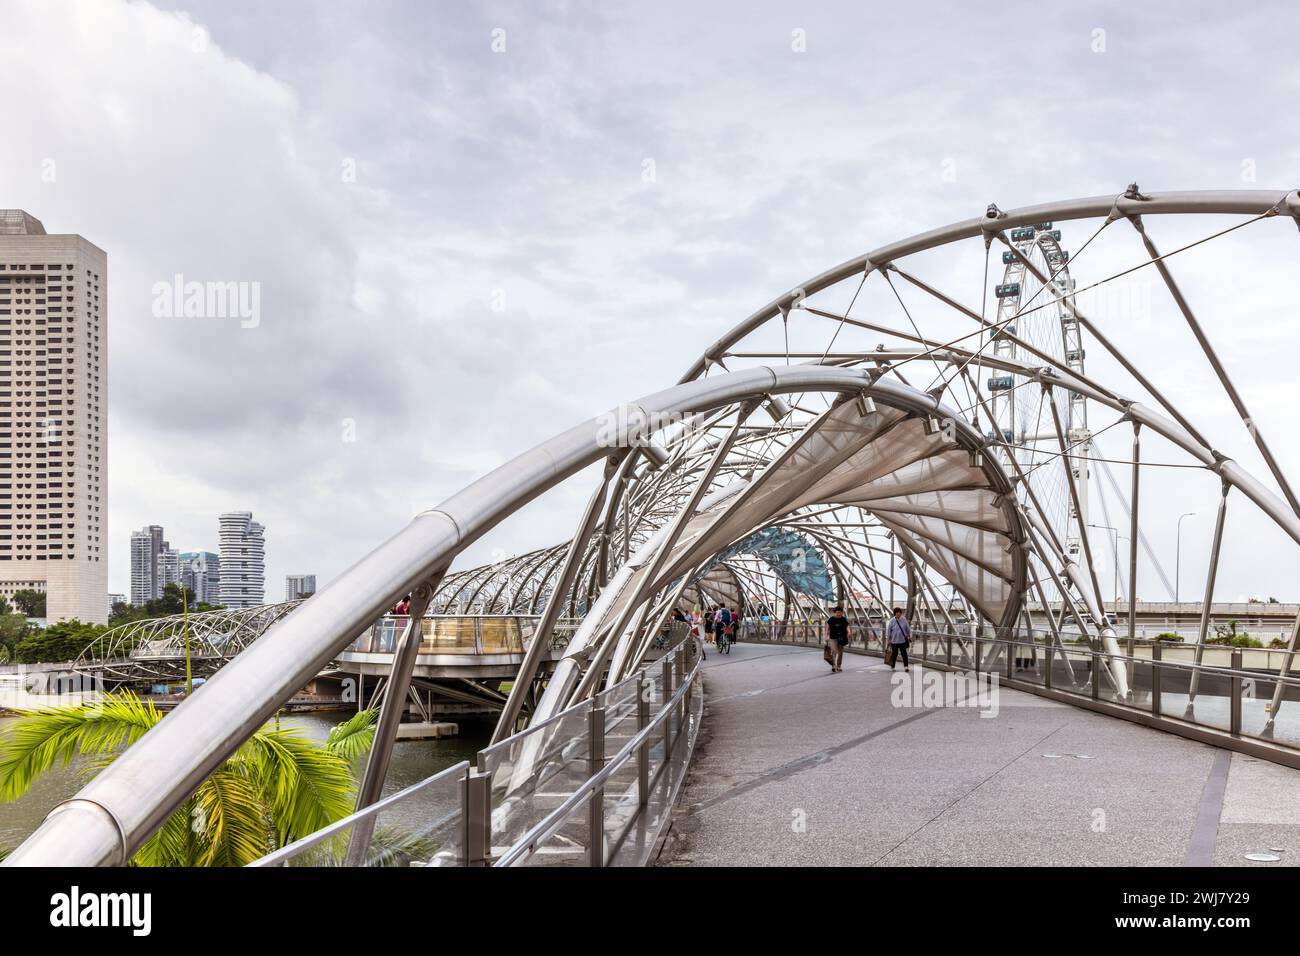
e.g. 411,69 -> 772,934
886,607 -> 911,672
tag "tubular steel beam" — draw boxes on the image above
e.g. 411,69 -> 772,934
491,453 -> 626,744
1129,214 -> 1300,520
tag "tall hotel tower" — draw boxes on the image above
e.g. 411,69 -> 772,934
219,511 -> 265,608
0,211 -> 106,623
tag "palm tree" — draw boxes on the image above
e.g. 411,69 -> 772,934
0,691 -> 378,866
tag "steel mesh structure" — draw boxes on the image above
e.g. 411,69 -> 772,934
8,186 -> 1300,867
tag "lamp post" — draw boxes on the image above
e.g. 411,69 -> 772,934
1176,512 -> 1197,608
1087,524 -> 1121,621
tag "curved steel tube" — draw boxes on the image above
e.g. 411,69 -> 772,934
5,365 -> 946,866
680,189 -> 1296,383
9,189 -> 1298,867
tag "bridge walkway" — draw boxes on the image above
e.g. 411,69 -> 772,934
657,641 -> 1300,867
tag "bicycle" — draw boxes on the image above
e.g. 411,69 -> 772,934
717,627 -> 732,654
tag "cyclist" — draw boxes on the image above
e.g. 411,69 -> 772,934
715,605 -> 735,653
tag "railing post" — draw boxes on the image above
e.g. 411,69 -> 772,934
1091,640 -> 1101,700
462,769 -> 492,867
681,650 -> 691,749
974,636 -> 981,675
1151,641 -> 1162,716
662,655 -> 675,760
588,706 -> 606,867
637,676 -> 650,808
1005,631 -> 1013,680
1043,633 -> 1052,690
1230,648 -> 1243,737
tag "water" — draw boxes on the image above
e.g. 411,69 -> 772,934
0,710 -> 490,857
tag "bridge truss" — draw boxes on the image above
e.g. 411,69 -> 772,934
9,187 -> 1300,867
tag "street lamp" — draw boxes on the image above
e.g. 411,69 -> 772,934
1175,512 -> 1197,606
1087,524 -> 1125,619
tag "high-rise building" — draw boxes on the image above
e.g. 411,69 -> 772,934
285,573 -> 316,601
130,524 -> 167,605
157,547 -> 182,593
219,511 -> 264,608
0,211 -> 108,622
179,550 -> 221,605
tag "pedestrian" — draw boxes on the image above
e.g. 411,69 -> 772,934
886,606 -> 911,672
825,606 -> 849,673
704,607 -> 716,644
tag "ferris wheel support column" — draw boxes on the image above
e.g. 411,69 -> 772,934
1044,386 -> 1131,695
1045,387 -> 1107,615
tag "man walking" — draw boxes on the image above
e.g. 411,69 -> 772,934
886,606 -> 911,672
826,606 -> 850,673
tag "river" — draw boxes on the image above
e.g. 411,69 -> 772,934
0,710 -> 490,857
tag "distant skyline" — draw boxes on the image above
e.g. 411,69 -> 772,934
1,1 -> 1297,600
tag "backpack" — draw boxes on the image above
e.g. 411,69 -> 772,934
718,608 -> 732,625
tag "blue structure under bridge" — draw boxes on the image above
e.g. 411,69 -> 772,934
694,526 -> 836,604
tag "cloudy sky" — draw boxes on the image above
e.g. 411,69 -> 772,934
0,0 -> 1297,604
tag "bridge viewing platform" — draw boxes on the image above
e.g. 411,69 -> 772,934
659,640 -> 1300,867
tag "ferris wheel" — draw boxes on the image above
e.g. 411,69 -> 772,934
984,223 -> 1090,566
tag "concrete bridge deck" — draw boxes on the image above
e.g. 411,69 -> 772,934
658,641 -> 1300,867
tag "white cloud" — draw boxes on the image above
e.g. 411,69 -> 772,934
0,0 -> 1296,603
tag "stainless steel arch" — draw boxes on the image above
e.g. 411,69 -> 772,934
680,189 -> 1297,383
7,365 -> 1004,866
9,187 -> 1300,868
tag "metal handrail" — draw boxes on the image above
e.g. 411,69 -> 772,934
906,627 -> 1300,686
475,631 -> 687,765
248,760 -> 470,867
15,190 -> 1298,868
493,639 -> 703,867
745,623 -> 1300,761
240,631 -> 699,867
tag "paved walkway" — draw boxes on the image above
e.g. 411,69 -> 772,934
658,641 -> 1300,866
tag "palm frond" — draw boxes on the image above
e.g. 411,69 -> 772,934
325,708 -> 378,763
0,690 -> 160,801
240,726 -> 357,846
131,797 -> 202,868
191,769 -> 273,867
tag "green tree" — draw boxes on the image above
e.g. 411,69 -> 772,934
0,612 -> 31,660
108,585 -> 224,627
0,695 -> 378,866
13,620 -> 107,664
11,589 -> 45,618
